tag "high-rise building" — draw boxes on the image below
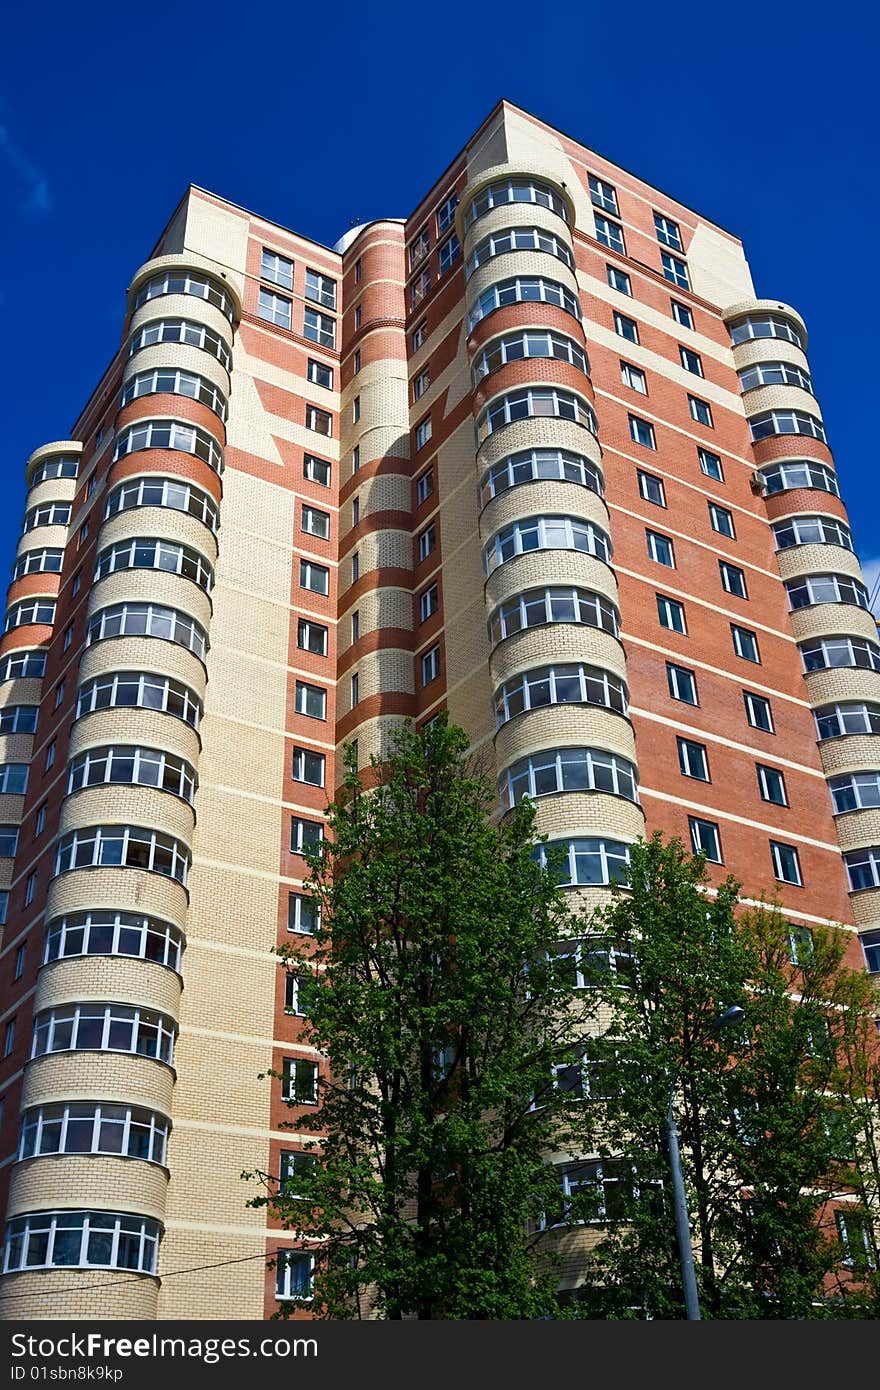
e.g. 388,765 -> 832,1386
0,100 -> 876,1320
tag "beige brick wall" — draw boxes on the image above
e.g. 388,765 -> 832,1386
98,506 -> 219,566
776,544 -> 863,584
69,708 -> 201,771
836,809 -> 880,854
818,736 -> 880,779
802,669 -> 880,707
45,868 -> 189,936
8,1155 -> 168,1222
22,1052 -> 175,1114
129,295 -> 234,352
789,605 -> 878,646
485,548 -> 618,611
35,956 -> 182,1018
87,567 -> 213,635
57,784 -> 195,845
0,1271 -> 159,1321
489,625 -> 627,689
480,482 -> 610,548
478,414 -> 602,473
78,638 -> 208,704
494,703 -> 637,771
121,341 -> 231,400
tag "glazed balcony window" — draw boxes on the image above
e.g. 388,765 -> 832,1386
463,178 -> 569,231
501,747 -> 638,808
477,388 -> 597,443
77,671 -> 202,729
86,603 -> 208,661
105,475 -> 219,532
133,269 -> 235,322
479,447 -> 603,506
0,650 -> 46,681
829,773 -> 880,814
729,313 -> 804,349
466,226 -> 574,281
772,515 -> 852,551
127,317 -> 232,371
3,1210 -> 160,1275
121,368 -> 228,422
31,1002 -> 176,1063
54,824 -> 190,884
29,456 -> 79,485
23,502 -> 71,531
485,515 -> 611,573
760,461 -> 839,497
0,705 -> 38,734
18,1102 -> 169,1165
800,636 -> 880,674
738,361 -> 813,394
12,548 -> 64,579
786,574 -> 870,610
749,409 -> 826,443
532,837 -> 630,888
68,744 -> 197,804
45,908 -> 184,971
494,662 -> 628,726
472,331 -> 589,386
468,276 -> 581,332
95,537 -> 214,593
113,419 -> 223,475
0,764 -> 29,795
4,599 -> 56,631
488,585 -> 619,643
844,847 -> 880,892
815,702 -> 880,740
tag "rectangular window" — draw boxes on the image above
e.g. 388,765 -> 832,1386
589,174 -> 619,215
72,570 -> 82,597
836,1210 -> 876,1271
35,802 -> 47,837
354,308 -> 362,332
307,358 -> 333,389
671,299 -> 694,329
14,943 -> 25,981
45,740 -> 56,771
280,1149 -> 317,1192
24,872 -> 37,906
409,228 -> 430,269
439,233 -> 461,274
720,561 -> 747,597
305,404 -> 332,436
3,1019 -> 15,1057
355,258 -> 362,283
419,584 -> 439,622
412,320 -> 427,352
284,973 -> 307,1016
353,347 -> 361,372
689,817 -> 722,863
661,251 -> 690,289
303,308 -> 336,348
678,737 -> 709,781
787,925 -> 813,965
638,471 -> 665,507
646,530 -> 675,567
288,892 -> 319,934
418,525 -> 436,562
258,287 -> 292,329
297,619 -> 328,656
352,445 -> 360,472
757,764 -> 788,806
352,396 -> 361,423
62,623 -> 73,653
0,826 -> 18,857
709,502 -> 735,538
667,662 -> 698,705
416,469 -> 434,505
614,312 -> 639,344
413,368 -> 431,401
351,552 -> 360,583
680,346 -> 703,376
303,454 -> 330,486
351,611 -> 360,643
299,560 -> 329,595
771,840 -> 802,886
621,362 -> 647,394
607,265 -> 631,295
0,892 -> 8,927
437,193 -> 458,235
352,497 -> 360,526
290,818 -> 323,855
411,268 -> 431,308
744,690 -> 774,732
302,505 -> 330,540
698,448 -> 723,482
282,1057 -> 319,1104
421,646 -> 440,685
275,1250 -> 315,1301
261,248 -> 294,289
594,214 -> 625,254
295,681 -> 326,721
654,212 -> 683,251
304,268 -> 337,310
351,672 -> 359,707
292,747 -> 325,787
689,395 -> 713,427
732,625 -> 760,663
629,416 -> 656,449
53,681 -> 65,710
657,595 -> 686,633
415,416 -> 432,450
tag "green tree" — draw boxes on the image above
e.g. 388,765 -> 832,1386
246,717 -> 592,1319
570,832 -> 870,1319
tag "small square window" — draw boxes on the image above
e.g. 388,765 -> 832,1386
689,817 -> 722,863
413,368 -> 431,402
297,619 -> 328,656
299,560 -> 329,595
589,174 -> 619,215
689,395 -> 713,427
607,265 -> 631,295
672,299 -> 694,329
744,691 -> 774,732
646,530 -> 675,567
657,595 -> 686,633
305,268 -> 337,310
303,455 -> 331,486
594,214 -> 625,254
418,525 -> 436,562
621,362 -> 647,394
614,312 -> 639,344
770,840 -> 802,886
638,471 -> 665,507
709,502 -> 735,538
661,252 -> 690,289
630,416 -> 656,449
282,1057 -> 319,1104
288,892 -> 319,934
295,681 -> 326,721
732,625 -> 760,663
680,346 -> 703,376
305,404 -> 333,436
654,213 -> 683,252
302,505 -> 330,540
757,764 -> 788,806
720,561 -> 747,597
415,416 -> 432,450
304,308 -> 336,349
280,1149 -> 317,1193
258,287 -> 292,330
416,469 -> 434,505
678,737 -> 709,781
421,645 -> 440,685
261,248 -> 293,290
419,584 -> 439,622
698,448 -> 724,481
292,747 -> 325,787
307,359 -> 333,389
667,662 -> 698,705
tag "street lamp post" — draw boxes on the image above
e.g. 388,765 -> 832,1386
665,1004 -> 745,1321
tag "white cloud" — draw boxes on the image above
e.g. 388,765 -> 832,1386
0,126 -> 50,213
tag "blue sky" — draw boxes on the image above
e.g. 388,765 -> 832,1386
2,2 -> 878,606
